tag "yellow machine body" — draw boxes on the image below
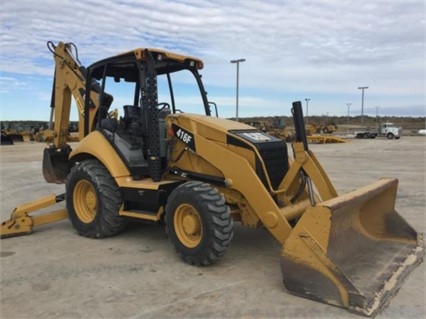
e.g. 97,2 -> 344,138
1,41 -> 423,317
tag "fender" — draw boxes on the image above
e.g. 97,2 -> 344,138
69,131 -> 130,178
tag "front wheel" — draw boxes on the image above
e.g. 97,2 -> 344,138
165,181 -> 233,266
387,133 -> 395,139
66,159 -> 127,238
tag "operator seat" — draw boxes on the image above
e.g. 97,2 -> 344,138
98,93 -> 117,131
101,93 -> 114,110
123,105 -> 141,121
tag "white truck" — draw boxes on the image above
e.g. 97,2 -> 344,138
354,122 -> 402,139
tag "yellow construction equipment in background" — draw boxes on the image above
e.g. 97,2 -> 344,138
307,135 -> 347,144
1,41 -> 423,317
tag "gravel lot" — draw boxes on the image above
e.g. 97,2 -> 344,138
1,137 -> 425,319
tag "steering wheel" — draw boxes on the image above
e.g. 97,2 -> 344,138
157,102 -> 170,110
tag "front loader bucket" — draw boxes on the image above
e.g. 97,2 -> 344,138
280,178 -> 424,317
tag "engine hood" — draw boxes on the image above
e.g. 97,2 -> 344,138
167,113 -> 273,144
167,113 -> 289,190
167,112 -> 285,150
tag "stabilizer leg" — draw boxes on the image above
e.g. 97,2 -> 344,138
1,194 -> 68,238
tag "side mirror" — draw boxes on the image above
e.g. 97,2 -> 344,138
208,101 -> 218,117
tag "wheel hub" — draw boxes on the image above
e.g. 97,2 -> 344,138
73,180 -> 97,224
183,214 -> 201,235
85,191 -> 96,211
174,204 -> 202,248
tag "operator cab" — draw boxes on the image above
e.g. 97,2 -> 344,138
84,48 -> 211,181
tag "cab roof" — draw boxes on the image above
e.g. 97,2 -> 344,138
88,47 -> 204,81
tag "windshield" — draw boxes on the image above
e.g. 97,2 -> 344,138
92,61 -> 211,117
157,69 -> 208,115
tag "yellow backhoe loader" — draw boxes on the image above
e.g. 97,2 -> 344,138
1,41 -> 424,317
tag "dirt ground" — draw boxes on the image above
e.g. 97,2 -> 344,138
1,137 -> 425,319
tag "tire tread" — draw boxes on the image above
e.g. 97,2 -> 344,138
165,181 -> 233,266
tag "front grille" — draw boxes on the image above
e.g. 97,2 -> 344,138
227,130 -> 289,191
256,141 -> 289,190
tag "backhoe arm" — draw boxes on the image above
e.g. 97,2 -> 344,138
47,41 -> 102,149
1,42 -> 100,237
43,41 -> 109,184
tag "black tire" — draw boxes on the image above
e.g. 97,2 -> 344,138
66,159 -> 127,238
387,133 -> 394,139
165,181 -> 233,266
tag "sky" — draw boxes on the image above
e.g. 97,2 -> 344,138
0,0 -> 425,121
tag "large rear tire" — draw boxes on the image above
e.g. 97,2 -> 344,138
66,159 -> 127,238
165,181 -> 233,266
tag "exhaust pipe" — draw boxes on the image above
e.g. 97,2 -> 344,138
292,101 -> 315,206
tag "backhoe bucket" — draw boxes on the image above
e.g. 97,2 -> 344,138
280,178 -> 424,317
42,146 -> 72,184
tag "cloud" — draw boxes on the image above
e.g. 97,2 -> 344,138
0,0 -> 424,119
0,76 -> 31,93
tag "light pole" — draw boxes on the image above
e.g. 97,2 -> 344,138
375,105 -> 380,122
346,102 -> 351,126
230,58 -> 246,121
305,98 -> 310,125
358,86 -> 368,126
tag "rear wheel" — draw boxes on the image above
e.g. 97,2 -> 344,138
66,159 -> 127,238
165,181 -> 233,265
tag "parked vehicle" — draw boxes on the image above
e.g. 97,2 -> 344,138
355,122 -> 402,139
